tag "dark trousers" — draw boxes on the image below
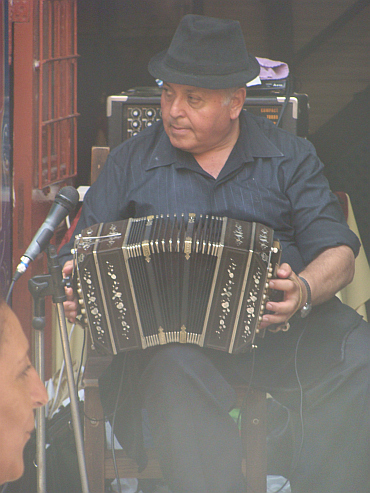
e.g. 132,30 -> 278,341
136,321 -> 370,493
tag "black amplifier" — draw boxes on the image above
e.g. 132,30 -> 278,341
107,87 -> 309,150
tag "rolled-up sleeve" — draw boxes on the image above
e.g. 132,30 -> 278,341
285,140 -> 360,265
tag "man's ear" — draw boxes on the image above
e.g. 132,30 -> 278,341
230,87 -> 246,120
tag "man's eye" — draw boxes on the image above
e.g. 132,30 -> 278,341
188,95 -> 202,104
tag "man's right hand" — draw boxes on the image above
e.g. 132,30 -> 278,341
62,259 -> 79,323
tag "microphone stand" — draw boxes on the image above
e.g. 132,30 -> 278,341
28,244 -> 90,493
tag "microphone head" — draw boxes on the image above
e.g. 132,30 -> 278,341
55,186 -> 80,213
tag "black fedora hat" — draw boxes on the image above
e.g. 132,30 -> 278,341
148,14 -> 260,90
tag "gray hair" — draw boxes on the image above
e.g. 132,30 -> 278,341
222,86 -> 246,106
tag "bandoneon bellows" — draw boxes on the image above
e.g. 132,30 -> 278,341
74,214 -> 281,355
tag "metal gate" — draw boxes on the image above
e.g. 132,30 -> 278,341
11,0 -> 78,373
35,0 -> 78,188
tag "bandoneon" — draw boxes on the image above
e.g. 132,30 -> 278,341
74,214 -> 281,355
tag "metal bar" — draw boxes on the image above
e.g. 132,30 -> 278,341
291,0 -> 370,67
55,301 -> 90,493
55,1 -> 61,182
73,0 -> 78,177
35,17 -> 48,493
41,112 -> 79,126
46,2 -> 53,186
69,0 -> 75,177
39,53 -> 80,63
47,0 -> 53,186
35,330 -> 47,493
65,0 -> 71,177
37,1 -> 44,189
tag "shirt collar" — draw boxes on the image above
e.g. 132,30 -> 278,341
146,127 -> 178,170
146,111 -> 284,174
236,111 -> 284,161
146,124 -> 212,176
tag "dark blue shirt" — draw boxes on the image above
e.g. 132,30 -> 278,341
60,110 -> 360,273
60,109 -> 364,387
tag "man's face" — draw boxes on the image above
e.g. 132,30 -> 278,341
161,82 -> 241,157
0,307 -> 48,484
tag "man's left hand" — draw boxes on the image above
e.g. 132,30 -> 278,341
259,263 -> 305,330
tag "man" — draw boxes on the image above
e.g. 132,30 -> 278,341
60,15 -> 370,493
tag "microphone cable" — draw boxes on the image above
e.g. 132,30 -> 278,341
5,278 -> 15,305
271,318 -> 308,493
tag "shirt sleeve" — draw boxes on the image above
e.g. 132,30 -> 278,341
285,139 -> 360,266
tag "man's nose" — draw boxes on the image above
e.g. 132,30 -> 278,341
169,95 -> 186,119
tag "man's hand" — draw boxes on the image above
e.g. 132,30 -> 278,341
259,263 -> 304,330
259,244 -> 355,331
62,259 -> 79,323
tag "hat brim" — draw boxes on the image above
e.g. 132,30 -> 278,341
148,50 -> 261,90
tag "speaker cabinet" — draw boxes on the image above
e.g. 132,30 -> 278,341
107,87 -> 309,150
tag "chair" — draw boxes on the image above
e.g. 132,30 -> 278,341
83,352 -> 267,493
334,191 -> 370,321
82,147 -> 268,493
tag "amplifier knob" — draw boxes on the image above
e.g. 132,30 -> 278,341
131,108 -> 141,117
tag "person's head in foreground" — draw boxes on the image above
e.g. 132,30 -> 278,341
0,297 -> 48,485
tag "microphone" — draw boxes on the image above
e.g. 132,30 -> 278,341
14,186 -> 79,281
